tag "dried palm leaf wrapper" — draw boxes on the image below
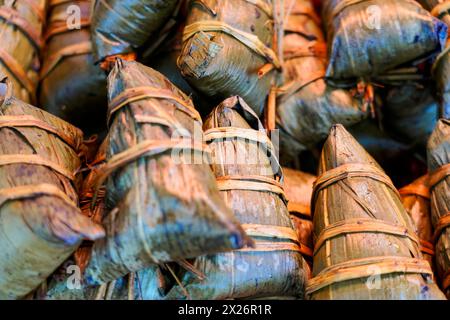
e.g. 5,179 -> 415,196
399,175 -> 435,267
90,0 -> 179,63
383,83 -> 438,148
83,60 -> 250,285
0,78 -> 104,300
164,96 -> 307,299
307,124 -> 445,300
322,0 -> 447,80
0,0 -> 46,103
419,0 -> 450,118
283,166 -> 315,268
177,0 -> 283,116
427,119 -> 450,298
274,0 -> 369,162
39,0 -> 107,131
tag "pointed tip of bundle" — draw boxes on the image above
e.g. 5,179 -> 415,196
320,124 -> 381,174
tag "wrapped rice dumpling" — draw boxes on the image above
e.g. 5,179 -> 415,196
383,83 -> 438,148
427,119 -> 450,298
164,96 -> 308,299
91,0 -> 179,63
275,0 -> 369,163
283,166 -> 315,266
419,0 -> 450,118
0,0 -> 46,103
178,0 -> 282,116
307,124 -> 445,300
84,60 -> 250,285
39,0 -> 107,131
0,78 -> 104,299
399,175 -> 435,266
322,0 -> 447,80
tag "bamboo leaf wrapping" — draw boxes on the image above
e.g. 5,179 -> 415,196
178,0 -> 282,116
40,0 -> 107,132
164,96 -> 308,299
90,0 -> 179,62
309,124 -> 445,299
322,0 -> 447,80
427,119 -> 450,298
399,175 -> 435,268
0,78 -> 104,299
383,84 -> 438,148
83,60 -> 250,285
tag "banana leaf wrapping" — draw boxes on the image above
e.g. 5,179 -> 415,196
83,60 -> 250,285
427,119 -> 450,298
307,124 -> 445,300
383,83 -> 438,148
322,0 -> 447,80
0,0 -> 46,103
39,0 -> 107,131
419,0 -> 450,118
275,0 -> 368,163
177,0 -> 282,116
399,175 -> 435,267
90,0 -> 179,62
0,78 -> 104,299
283,166 -> 315,267
164,96 -> 308,299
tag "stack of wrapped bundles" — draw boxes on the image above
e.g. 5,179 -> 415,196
162,96 -> 308,299
307,124 -> 445,299
90,0 -> 179,65
399,175 -> 435,267
177,0 -> 282,116
419,0 -> 450,118
82,60 -> 250,285
427,119 -> 450,298
283,166 -> 315,269
0,77 -> 104,299
322,0 -> 447,81
0,0 -> 46,103
39,0 -> 107,131
275,0 -> 370,164
383,84 -> 438,149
